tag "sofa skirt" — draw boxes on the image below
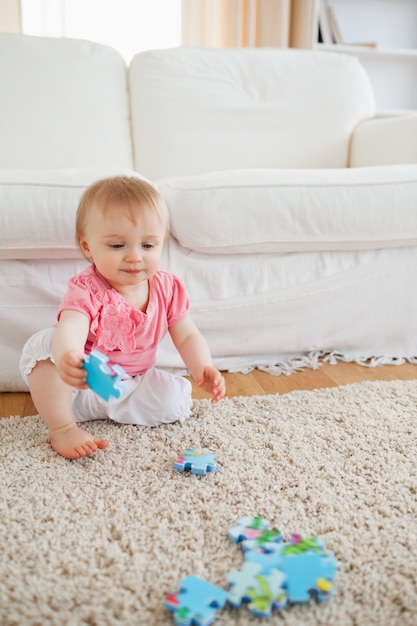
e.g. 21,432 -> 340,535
1,244 -> 417,391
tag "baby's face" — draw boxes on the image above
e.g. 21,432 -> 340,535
78,202 -> 166,292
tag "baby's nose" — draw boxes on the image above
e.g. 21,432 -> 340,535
125,247 -> 143,262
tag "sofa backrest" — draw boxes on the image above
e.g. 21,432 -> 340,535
0,34 -> 133,170
130,47 -> 375,179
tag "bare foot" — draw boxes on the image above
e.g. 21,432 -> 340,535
49,423 -> 108,459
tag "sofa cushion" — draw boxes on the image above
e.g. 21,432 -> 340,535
350,112 -> 417,167
158,164 -> 417,253
0,33 -> 133,170
130,47 -> 375,179
0,168 -> 143,259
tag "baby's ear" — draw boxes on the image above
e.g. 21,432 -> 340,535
78,237 -> 92,260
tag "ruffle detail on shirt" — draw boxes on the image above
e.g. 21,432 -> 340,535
90,289 -> 145,353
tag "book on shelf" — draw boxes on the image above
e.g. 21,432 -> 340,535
318,1 -> 379,48
318,0 -> 333,44
327,5 -> 342,44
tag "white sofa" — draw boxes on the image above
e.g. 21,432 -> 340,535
1,33 -> 417,391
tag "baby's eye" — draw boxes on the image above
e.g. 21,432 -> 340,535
110,243 -> 125,249
142,243 -> 154,250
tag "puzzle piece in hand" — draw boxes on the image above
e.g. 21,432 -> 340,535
82,349 -> 126,401
227,516 -> 271,543
226,561 -> 287,617
166,574 -> 228,626
174,448 -> 216,475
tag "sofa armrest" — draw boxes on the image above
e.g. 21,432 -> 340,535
349,112 -> 417,167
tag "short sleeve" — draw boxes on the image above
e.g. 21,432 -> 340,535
166,275 -> 190,327
57,272 -> 98,323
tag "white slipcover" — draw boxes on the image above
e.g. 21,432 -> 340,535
1,37 -> 416,391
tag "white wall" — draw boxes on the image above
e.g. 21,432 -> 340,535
21,0 -> 181,61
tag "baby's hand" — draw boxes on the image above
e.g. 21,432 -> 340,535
57,350 -> 89,389
197,367 -> 226,403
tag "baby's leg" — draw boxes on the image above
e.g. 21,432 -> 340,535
105,367 -> 192,426
28,358 -> 108,460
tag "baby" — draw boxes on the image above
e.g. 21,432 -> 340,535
20,175 -> 225,459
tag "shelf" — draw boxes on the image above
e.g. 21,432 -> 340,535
317,43 -> 417,58
325,0 -> 417,50
314,0 -> 417,110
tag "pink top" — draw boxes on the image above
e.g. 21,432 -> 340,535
58,265 -> 190,376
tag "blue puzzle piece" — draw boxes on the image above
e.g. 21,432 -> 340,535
227,562 -> 264,608
226,561 -> 287,616
82,349 -> 126,401
280,535 -> 326,556
227,516 -> 270,543
166,575 -> 228,626
174,449 -> 216,475
241,527 -> 283,552
245,542 -> 283,575
246,536 -> 337,604
278,550 -> 337,603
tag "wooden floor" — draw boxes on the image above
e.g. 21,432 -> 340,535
1,360 -> 416,419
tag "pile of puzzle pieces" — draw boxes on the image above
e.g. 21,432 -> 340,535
166,515 -> 337,625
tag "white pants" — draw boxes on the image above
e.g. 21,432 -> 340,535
20,328 -> 192,426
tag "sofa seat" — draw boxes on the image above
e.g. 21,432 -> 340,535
3,163 -> 416,262
0,168 -> 142,260
159,164 -> 417,254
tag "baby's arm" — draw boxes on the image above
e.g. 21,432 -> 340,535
169,316 -> 226,403
31,309 -> 108,459
52,310 -> 90,388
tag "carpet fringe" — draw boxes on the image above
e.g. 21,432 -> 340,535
227,351 -> 417,377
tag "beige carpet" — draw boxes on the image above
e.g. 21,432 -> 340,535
1,380 -> 417,626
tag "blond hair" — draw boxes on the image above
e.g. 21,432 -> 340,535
76,176 -> 169,245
